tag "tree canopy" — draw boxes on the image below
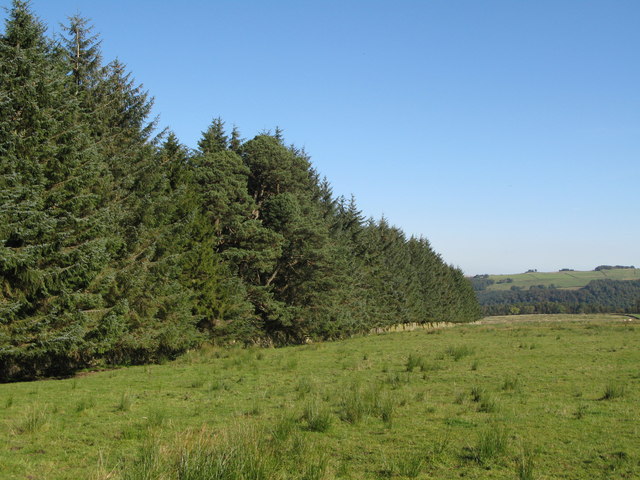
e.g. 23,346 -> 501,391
0,1 -> 480,381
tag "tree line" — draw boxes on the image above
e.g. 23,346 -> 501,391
0,2 -> 480,381
478,279 -> 640,316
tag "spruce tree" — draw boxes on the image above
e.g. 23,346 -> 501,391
0,1 -> 119,378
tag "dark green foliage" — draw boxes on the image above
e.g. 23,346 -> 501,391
0,2 -> 199,379
0,2 -> 481,381
479,279 -> 640,315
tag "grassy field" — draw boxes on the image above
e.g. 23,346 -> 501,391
485,268 -> 640,291
1,314 -> 639,479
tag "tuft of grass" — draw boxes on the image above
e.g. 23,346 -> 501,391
284,358 -> 298,371
573,404 -> 588,419
4,395 -> 14,409
469,385 -> 498,411
453,391 -> 466,405
168,423 -> 329,480
295,377 -> 315,397
299,454 -> 330,480
208,379 -> 229,392
117,392 -> 133,412
75,397 -> 96,413
15,406 -> 50,434
174,426 -> 279,480
501,375 -> 520,392
431,428 -> 452,457
340,389 -> 367,424
471,423 -> 508,464
302,397 -> 333,432
122,437 -> 163,480
515,442 -> 537,480
245,402 -> 262,417
146,408 -> 167,427
405,354 -> 426,372
189,378 -> 205,389
445,345 -> 474,361
384,372 -> 411,389
339,383 -> 379,424
384,451 -> 425,478
600,382 -> 625,400
378,394 -> 395,428
470,386 -> 485,403
478,394 -> 498,413
270,414 -> 297,444
470,359 -> 479,371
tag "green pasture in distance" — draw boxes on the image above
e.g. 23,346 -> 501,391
485,268 -> 640,291
0,314 -> 638,479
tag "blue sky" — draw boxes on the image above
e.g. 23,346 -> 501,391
18,0 -> 640,275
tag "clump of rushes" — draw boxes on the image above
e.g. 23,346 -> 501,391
378,394 -> 395,428
405,354 -> 426,372
270,414 -> 297,444
15,406 -> 49,434
302,397 -> 333,432
295,377 -> 315,397
75,397 -> 96,413
470,386 -> 485,403
472,423 -> 508,464
340,389 -> 367,424
515,441 -> 536,480
117,392 -> 133,412
478,394 -> 498,413
501,375 -> 520,392
600,382 -> 625,400
470,386 -> 498,412
445,345 -> 474,361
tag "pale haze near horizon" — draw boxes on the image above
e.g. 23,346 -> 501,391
23,0 -> 640,275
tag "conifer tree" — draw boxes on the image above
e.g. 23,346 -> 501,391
60,14 -> 102,89
198,117 -> 228,154
0,1 -> 120,378
1,2 -> 481,379
229,126 -> 242,153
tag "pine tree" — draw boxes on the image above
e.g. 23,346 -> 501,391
1,2 -> 482,377
229,125 -> 242,153
0,1 -> 120,379
198,117 -> 228,154
60,14 -> 102,89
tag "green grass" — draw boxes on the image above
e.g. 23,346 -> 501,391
1,314 -> 639,479
485,267 -> 640,291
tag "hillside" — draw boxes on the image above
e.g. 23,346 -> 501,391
1,315 -> 638,479
473,268 -> 640,292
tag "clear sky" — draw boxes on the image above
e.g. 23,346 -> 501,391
17,0 -> 640,275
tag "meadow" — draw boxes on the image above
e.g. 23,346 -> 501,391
485,268 -> 640,291
1,314 -> 638,479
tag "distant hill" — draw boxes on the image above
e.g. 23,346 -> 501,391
471,267 -> 640,316
471,268 -> 640,292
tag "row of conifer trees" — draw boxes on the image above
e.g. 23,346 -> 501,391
0,1 -> 480,381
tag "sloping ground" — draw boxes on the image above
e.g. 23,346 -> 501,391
477,313 -> 638,324
485,268 -> 640,291
0,314 -> 638,479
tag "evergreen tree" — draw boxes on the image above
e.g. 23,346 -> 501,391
0,1 -> 482,379
60,14 -> 102,89
198,117 -> 228,154
0,1 -> 119,378
229,125 -> 242,153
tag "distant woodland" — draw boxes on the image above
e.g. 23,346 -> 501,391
475,278 -> 640,316
0,2 -> 480,381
